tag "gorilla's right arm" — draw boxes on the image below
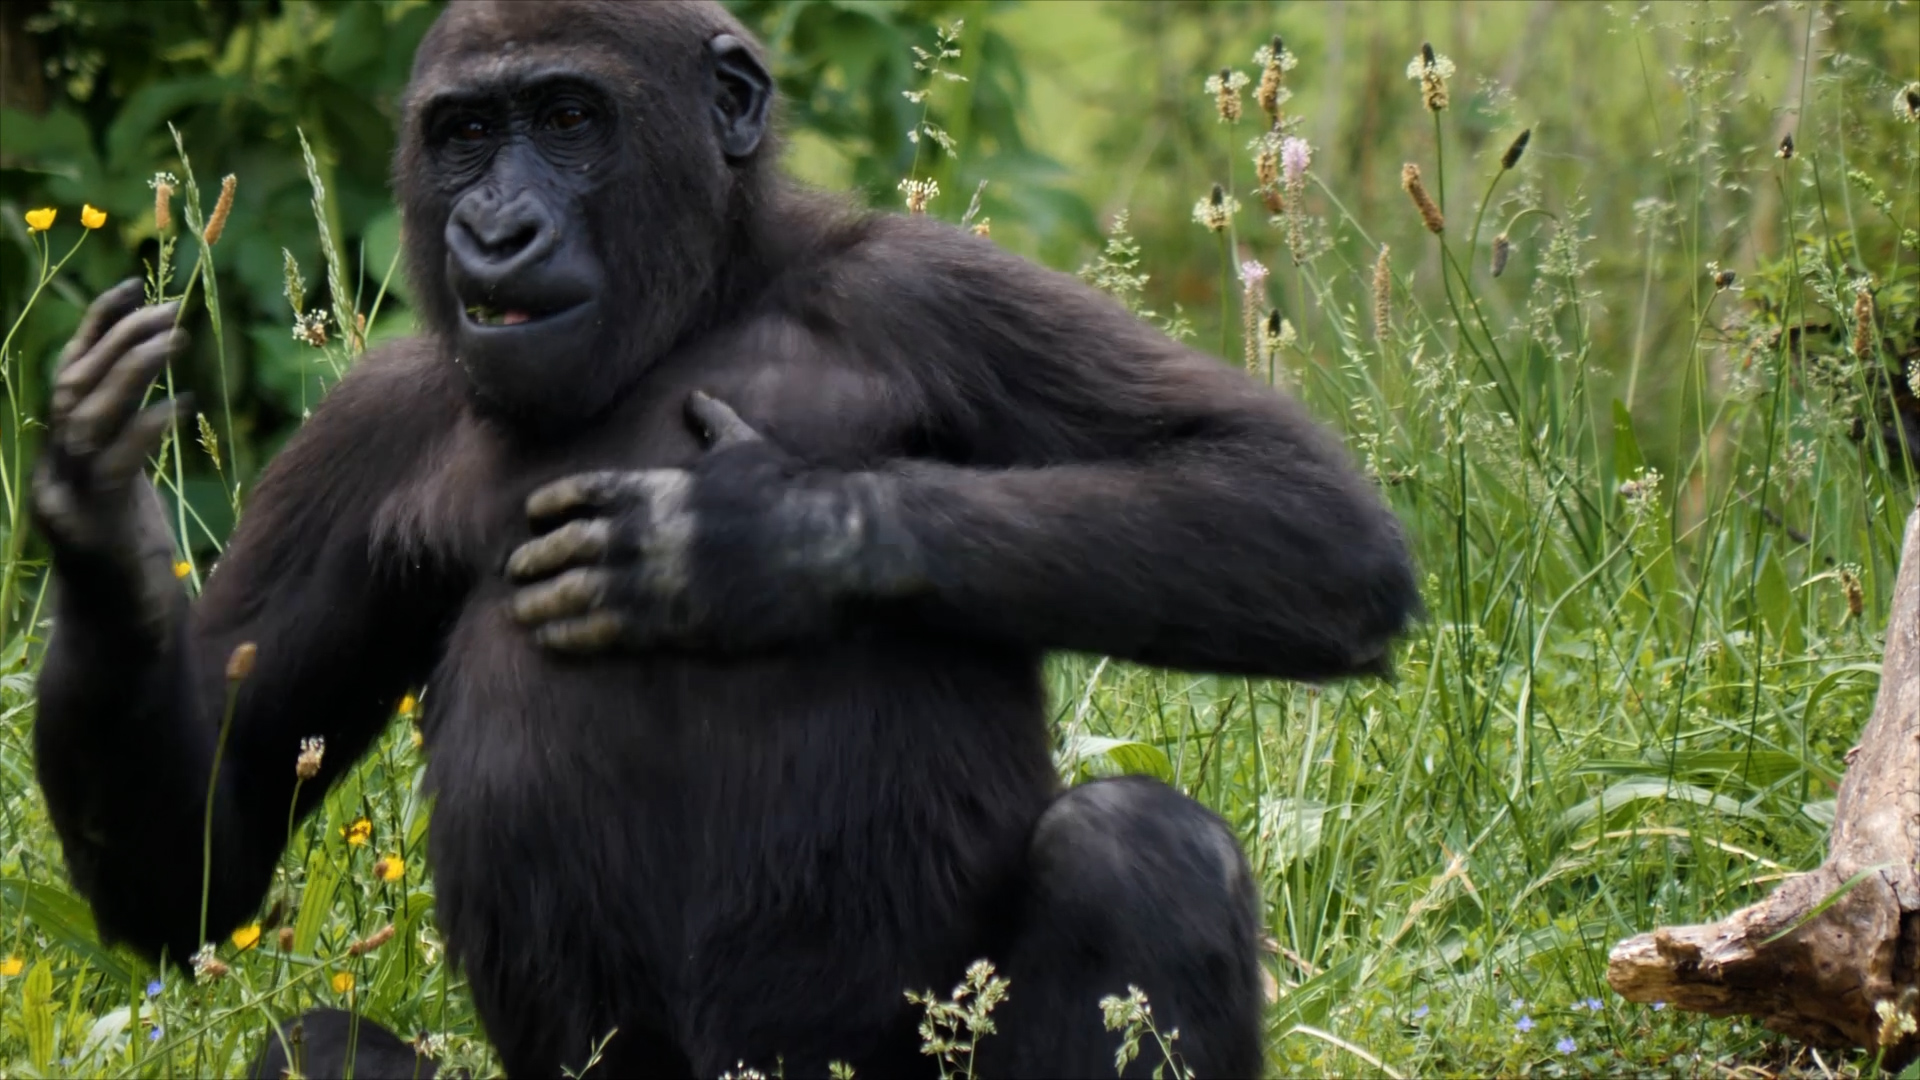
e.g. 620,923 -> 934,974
31,282 -> 457,962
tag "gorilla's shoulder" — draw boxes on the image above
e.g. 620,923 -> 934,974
273,336 -> 465,476
310,337 -> 463,428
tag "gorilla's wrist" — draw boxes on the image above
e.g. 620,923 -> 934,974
50,542 -> 182,653
842,471 -> 925,599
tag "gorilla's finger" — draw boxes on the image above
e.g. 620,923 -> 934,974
96,398 -> 189,483
510,567 -> 613,626
686,390 -> 762,448
52,303 -> 182,423
64,332 -> 184,455
506,519 -> 614,581
531,611 -> 627,653
57,279 -> 147,369
525,470 -> 651,525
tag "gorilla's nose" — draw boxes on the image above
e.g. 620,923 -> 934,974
447,191 -> 558,287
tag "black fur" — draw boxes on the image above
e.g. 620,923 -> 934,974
31,2 -> 1418,1077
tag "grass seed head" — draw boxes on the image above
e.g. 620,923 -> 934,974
1491,233 -> 1512,277
204,174 -> 236,246
1402,163 -> 1444,234
225,641 -> 257,682
1372,244 -> 1392,340
1501,128 -> 1531,170
296,735 -> 325,780
1853,285 -> 1875,360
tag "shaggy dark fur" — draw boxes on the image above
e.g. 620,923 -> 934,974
31,2 -> 1417,1076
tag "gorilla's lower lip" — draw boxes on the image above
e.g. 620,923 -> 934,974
462,301 -> 587,329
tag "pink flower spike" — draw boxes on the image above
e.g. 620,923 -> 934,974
1281,137 -> 1312,186
1239,259 -> 1269,285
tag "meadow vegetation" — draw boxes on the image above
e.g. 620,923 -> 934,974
1,1 -> 1917,1075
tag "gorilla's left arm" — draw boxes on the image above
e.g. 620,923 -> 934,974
851,233 -> 1421,679
511,226 -> 1418,679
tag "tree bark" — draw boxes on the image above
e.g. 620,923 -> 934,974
1609,500 -> 1920,1067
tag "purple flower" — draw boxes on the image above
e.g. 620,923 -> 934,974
1557,1036 -> 1577,1054
1583,997 -> 1604,1012
1281,137 -> 1312,186
1516,1015 -> 1535,1033
1413,1004 -> 1429,1020
146,979 -> 163,998
1653,1001 -> 1666,1011
1239,259 -> 1269,286
149,1027 -> 162,1042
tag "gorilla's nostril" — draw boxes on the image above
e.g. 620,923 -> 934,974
466,220 -> 541,259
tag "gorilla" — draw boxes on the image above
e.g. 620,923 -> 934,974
29,1 -> 1417,1076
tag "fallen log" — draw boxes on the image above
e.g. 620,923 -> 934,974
1608,500 -> 1920,1067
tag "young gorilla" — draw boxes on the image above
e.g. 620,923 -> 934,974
31,2 -> 1418,1076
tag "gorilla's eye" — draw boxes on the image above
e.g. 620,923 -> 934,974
453,118 -> 490,142
548,106 -> 592,132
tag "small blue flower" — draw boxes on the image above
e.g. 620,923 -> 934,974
1583,997 -> 1604,1012
1516,1015 -> 1535,1033
1413,1004 -> 1429,1020
149,1026 -> 163,1042
1510,998 -> 1527,1012
146,979 -> 163,998
1653,1001 -> 1666,1011
1557,1036 -> 1577,1054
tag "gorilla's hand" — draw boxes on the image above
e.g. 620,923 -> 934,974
507,392 -> 913,654
31,279 -> 189,641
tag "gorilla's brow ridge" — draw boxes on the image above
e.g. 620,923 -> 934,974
411,51 -> 635,113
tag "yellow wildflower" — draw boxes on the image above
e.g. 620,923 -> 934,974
343,817 -> 372,846
24,208 -> 55,232
398,693 -> 418,716
374,855 -> 405,882
231,924 -> 262,950
80,204 -> 106,230
331,971 -> 354,994
173,560 -> 192,579
0,955 -> 22,977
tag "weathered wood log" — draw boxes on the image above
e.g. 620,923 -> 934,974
1608,501 -> 1920,1066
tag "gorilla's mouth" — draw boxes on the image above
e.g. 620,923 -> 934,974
466,303 -> 542,327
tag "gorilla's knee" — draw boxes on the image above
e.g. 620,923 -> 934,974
1029,776 -> 1256,938
251,1008 -> 435,1080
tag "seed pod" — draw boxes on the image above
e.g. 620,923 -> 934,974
1490,233 -> 1512,277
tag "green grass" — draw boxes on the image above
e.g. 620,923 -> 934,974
2,1 -> 1918,1076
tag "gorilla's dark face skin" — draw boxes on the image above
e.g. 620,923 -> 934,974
395,5 -> 773,424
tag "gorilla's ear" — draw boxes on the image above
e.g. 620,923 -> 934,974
710,35 -> 772,160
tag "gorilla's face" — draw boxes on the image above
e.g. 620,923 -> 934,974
431,75 -> 611,400
395,1 -> 773,426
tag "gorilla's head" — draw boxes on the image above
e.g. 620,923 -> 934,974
395,0 -> 775,425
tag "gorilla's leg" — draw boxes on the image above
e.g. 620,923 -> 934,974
978,777 -> 1264,1079
251,1009 -> 436,1080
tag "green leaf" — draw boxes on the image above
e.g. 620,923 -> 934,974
0,879 -> 140,985
24,957 -> 55,1073
293,842 -> 344,958
1610,398 -> 1644,485
1559,778 -> 1763,832
1057,733 -> 1172,782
